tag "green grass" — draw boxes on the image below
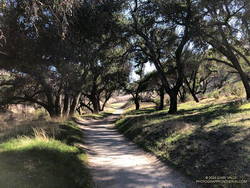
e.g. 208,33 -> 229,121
116,98 -> 250,187
79,101 -> 126,120
0,119 -> 93,188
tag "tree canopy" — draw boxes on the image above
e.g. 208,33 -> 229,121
0,0 -> 249,117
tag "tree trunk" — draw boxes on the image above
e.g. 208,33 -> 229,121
190,91 -> 199,103
97,95 -> 102,112
234,65 -> 250,100
158,86 -> 164,110
76,107 -> 81,115
134,98 -> 140,110
80,101 -> 94,113
225,52 -> 250,100
63,94 -> 71,117
92,96 -> 100,114
178,86 -> 187,103
209,33 -> 250,100
184,78 -> 199,102
47,106 -> 62,118
168,92 -> 178,114
45,93 -> 63,118
69,93 -> 81,117
55,94 -> 64,117
101,92 -> 112,111
48,111 -> 58,118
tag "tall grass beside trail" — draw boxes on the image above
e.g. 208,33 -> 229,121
116,98 -> 250,188
0,114 -> 93,188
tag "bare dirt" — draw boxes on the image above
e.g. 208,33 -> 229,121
79,109 -> 199,188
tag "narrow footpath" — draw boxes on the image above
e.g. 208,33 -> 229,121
79,109 -> 198,188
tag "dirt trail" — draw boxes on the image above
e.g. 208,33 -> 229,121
79,109 -> 198,188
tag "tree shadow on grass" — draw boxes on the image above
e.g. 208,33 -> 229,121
177,101 -> 248,126
56,122 -> 84,145
239,118 -> 250,123
80,112 -> 113,121
163,125 -> 250,188
116,100 -> 250,187
116,116 -> 145,139
126,108 -> 156,115
121,100 -> 250,131
0,146 -> 93,188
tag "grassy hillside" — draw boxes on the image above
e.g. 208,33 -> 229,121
0,118 -> 93,188
116,98 -> 250,187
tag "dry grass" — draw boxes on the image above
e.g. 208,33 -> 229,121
0,118 -> 60,143
0,110 -> 93,188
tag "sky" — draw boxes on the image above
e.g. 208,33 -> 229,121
130,62 -> 156,81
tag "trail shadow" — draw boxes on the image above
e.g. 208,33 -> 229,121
81,113 -> 198,188
80,119 -> 138,155
76,114 -> 121,127
119,101 -> 132,109
91,166 -> 196,188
